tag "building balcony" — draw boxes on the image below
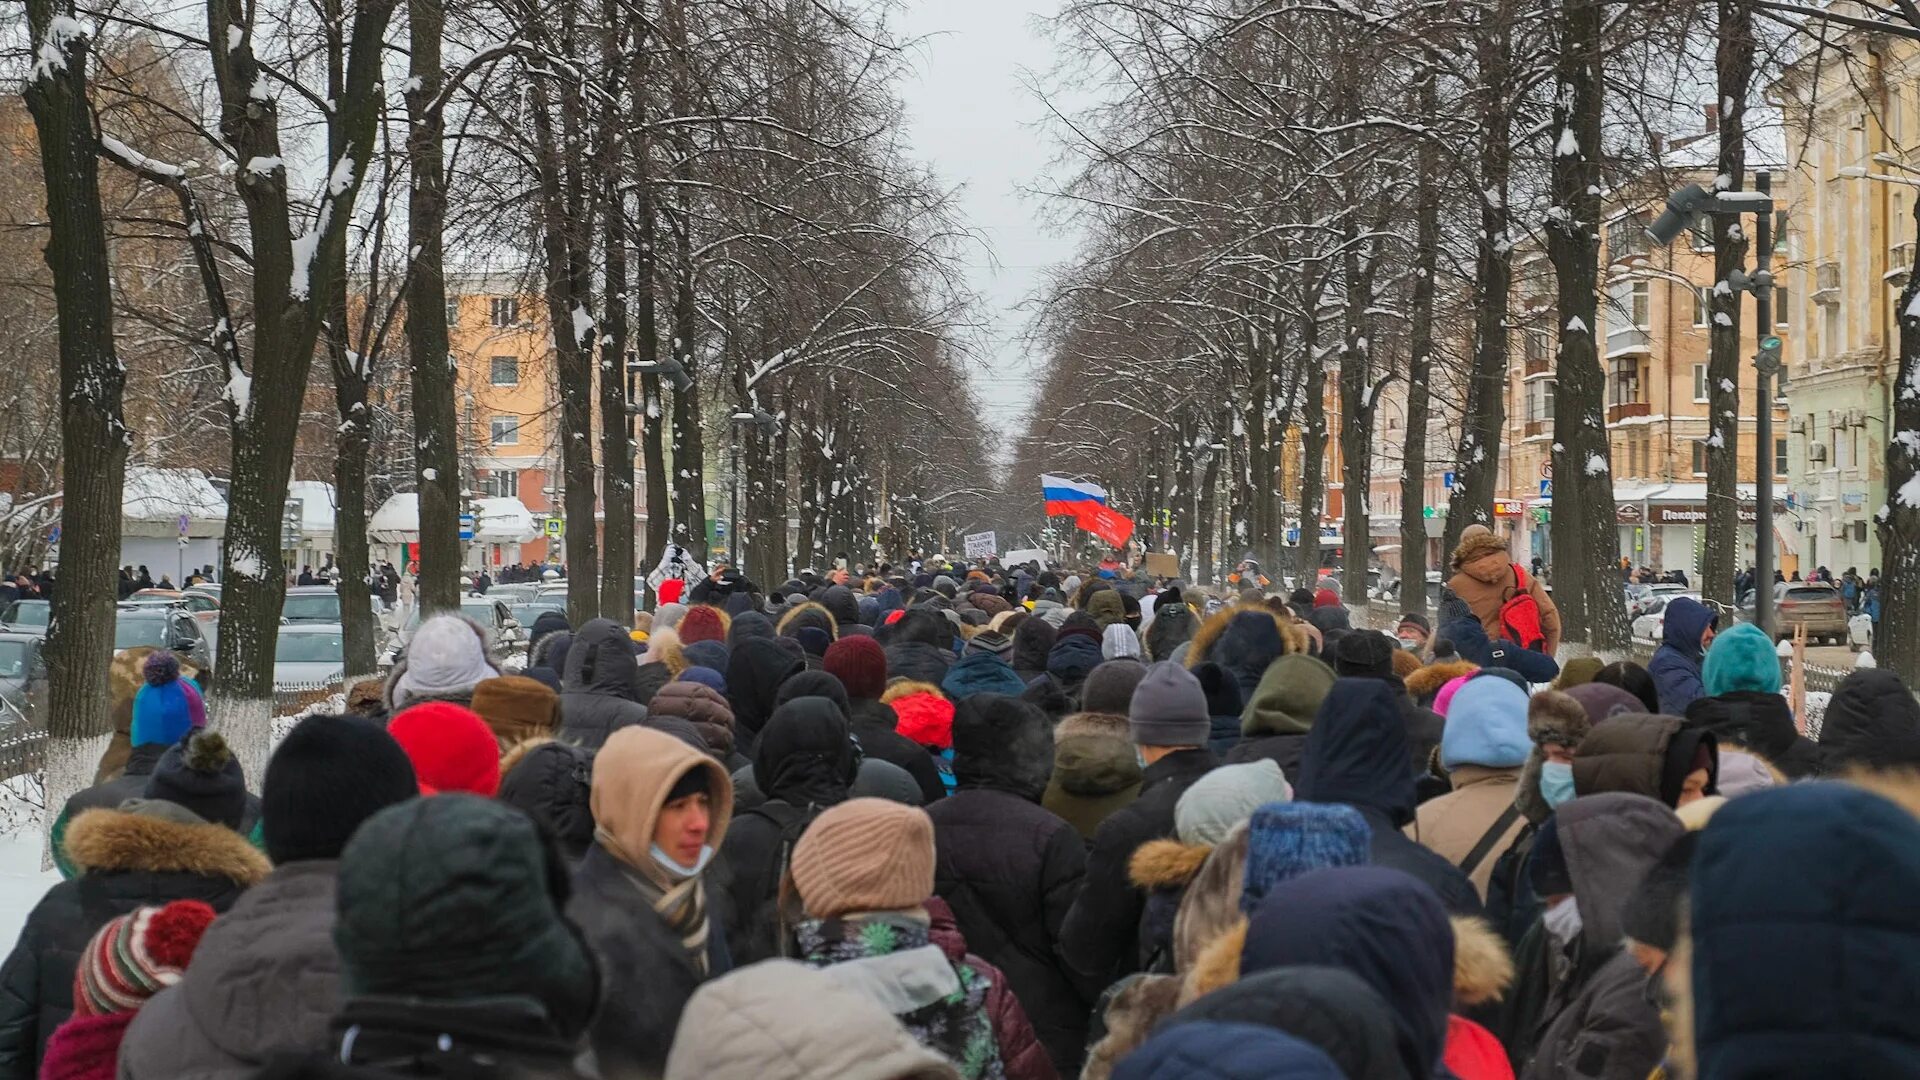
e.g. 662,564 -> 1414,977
1525,353 -> 1550,376
1607,401 -> 1652,424
1524,420 -> 1546,437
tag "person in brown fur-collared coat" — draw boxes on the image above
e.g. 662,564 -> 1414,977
1447,524 -> 1561,656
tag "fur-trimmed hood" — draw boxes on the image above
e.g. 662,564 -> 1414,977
1181,908 -> 1514,1011
641,626 -> 688,676
879,678 -> 944,705
1405,660 -> 1478,703
498,734 -> 554,777
1056,711 -> 1131,741
1129,838 -> 1213,891
64,806 -> 270,885
1449,526 -> 1510,578
1186,606 -> 1305,671
776,601 -> 840,643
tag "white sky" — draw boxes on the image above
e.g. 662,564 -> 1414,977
891,1 -> 1081,430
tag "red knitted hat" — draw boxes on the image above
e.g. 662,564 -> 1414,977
891,691 -> 956,751
388,702 -> 502,797
824,637 -> 888,701
678,605 -> 728,645
72,900 -> 216,1017
657,578 -> 686,606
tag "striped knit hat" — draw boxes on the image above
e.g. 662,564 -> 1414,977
72,900 -> 217,1016
790,798 -> 934,919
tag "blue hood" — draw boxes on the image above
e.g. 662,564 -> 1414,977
1693,783 -> 1920,1077
941,650 -> 1029,701
1239,865 -> 1453,1080
1440,676 -> 1531,770
1660,596 -> 1716,660
1703,622 -> 1783,696
1297,679 -> 1416,827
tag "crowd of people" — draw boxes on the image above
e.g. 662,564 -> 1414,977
1,523 -> 1917,1079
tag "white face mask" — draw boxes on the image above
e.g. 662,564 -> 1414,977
651,843 -> 714,879
1543,895 -> 1583,951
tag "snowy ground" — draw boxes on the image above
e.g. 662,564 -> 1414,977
0,777 -> 57,945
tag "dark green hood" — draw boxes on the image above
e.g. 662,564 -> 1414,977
1241,654 -> 1337,737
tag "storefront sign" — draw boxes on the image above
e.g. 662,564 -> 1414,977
1645,502 -> 1788,525
1494,499 -> 1527,517
1617,503 -> 1646,524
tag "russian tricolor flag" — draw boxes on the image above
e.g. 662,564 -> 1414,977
1042,474 -> 1108,519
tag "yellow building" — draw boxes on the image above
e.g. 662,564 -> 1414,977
1497,145 -> 1792,577
1776,34 -> 1910,575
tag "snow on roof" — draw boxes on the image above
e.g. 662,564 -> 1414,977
123,467 -> 228,523
369,493 -> 418,542
473,497 -> 536,543
287,480 -> 337,535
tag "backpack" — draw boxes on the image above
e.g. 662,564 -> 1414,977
734,800 -> 824,961
1498,565 -> 1548,652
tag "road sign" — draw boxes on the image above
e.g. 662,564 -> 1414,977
177,514 -> 190,536
544,518 -> 564,538
1541,461 -> 1553,479
1540,478 -> 1553,498
458,513 -> 476,541
1443,471 -> 1456,489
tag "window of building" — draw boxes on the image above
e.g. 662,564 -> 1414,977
445,298 -> 460,326
1631,281 -> 1650,328
1775,437 -> 1788,477
1689,213 -> 1714,251
1524,329 -> 1549,367
1526,379 -> 1556,423
1692,439 -> 1708,475
1693,363 -> 1709,402
1608,214 -> 1650,261
490,297 -> 520,327
1833,425 -> 1850,470
1775,286 -> 1789,326
1824,301 -> 1842,357
490,356 -> 519,386
1693,287 -> 1711,328
1611,358 -> 1644,405
490,416 -> 521,445
483,470 -> 519,498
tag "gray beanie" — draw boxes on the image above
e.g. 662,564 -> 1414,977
1174,759 -> 1292,845
1129,661 -> 1211,748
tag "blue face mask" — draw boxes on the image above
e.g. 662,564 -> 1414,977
1540,761 -> 1576,808
1136,748 -> 1149,770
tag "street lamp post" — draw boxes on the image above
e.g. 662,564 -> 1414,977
1648,171 -> 1779,635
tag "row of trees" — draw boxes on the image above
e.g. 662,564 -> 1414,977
1008,0 -> 1920,671
16,0 -> 990,823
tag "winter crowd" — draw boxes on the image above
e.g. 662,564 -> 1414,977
1,521 -> 1918,1080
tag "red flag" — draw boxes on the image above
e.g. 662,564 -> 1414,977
1079,505 -> 1135,548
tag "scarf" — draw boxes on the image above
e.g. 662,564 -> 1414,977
596,826 -> 711,974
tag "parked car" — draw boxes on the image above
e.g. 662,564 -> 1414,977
0,600 -> 50,635
1774,582 -> 1850,645
0,632 -> 48,720
1628,582 -> 1692,618
114,605 -> 213,670
383,597 -> 522,668
283,585 -> 343,624
1631,593 -> 1704,644
273,623 -> 346,691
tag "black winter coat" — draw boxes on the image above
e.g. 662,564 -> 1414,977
884,640 -> 954,686
49,743 -> 263,880
557,619 -> 648,749
0,807 -> 268,1078
1296,679 -> 1481,915
1683,691 -> 1822,779
257,996 -> 592,1079
1059,747 -> 1217,984
725,638 -> 806,756
1164,966 -> 1409,1080
566,845 -> 709,1077
714,698 -> 855,963
849,698 -> 945,805
928,788 -> 1092,1073
1223,731 -> 1310,783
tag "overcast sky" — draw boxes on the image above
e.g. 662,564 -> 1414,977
891,1 -> 1079,430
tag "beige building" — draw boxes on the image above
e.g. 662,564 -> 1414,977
1495,145 -> 1792,578
1775,35 -> 1911,576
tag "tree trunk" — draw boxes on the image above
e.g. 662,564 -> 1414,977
205,0 -> 397,781
406,0 -> 460,617
526,3 -> 602,627
1702,0 -> 1753,611
1546,0 -> 1627,650
1401,86 -> 1440,620
24,2 -> 125,864
1448,3 -> 1514,553
1879,212 -> 1920,674
1297,294 -> 1326,587
596,0 -> 634,622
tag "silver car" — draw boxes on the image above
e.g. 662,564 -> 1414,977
274,623 -> 346,690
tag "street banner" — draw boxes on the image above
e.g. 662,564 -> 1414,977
964,531 -> 998,559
